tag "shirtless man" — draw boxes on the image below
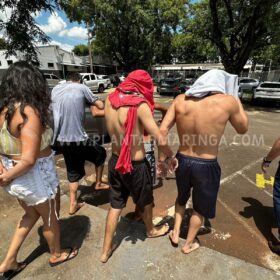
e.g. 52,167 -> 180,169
160,69 -> 248,254
100,70 -> 176,263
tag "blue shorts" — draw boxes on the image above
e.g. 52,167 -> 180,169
175,153 -> 221,219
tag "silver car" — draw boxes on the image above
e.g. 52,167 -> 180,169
238,78 -> 259,101
254,82 -> 280,102
44,73 -> 61,90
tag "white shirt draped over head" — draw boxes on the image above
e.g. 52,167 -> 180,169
185,69 -> 239,99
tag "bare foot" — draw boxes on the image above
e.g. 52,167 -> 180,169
49,248 -> 79,267
100,244 -> 118,263
69,202 -> 85,215
95,182 -> 110,190
169,230 -> 179,247
181,242 -> 200,254
147,223 -> 170,238
0,261 -> 26,274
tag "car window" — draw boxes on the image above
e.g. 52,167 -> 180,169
161,79 -> 179,86
90,75 -> 96,80
260,83 -> 280,89
240,79 -> 257,83
51,75 -> 59,80
83,75 -> 90,81
103,75 -> 108,79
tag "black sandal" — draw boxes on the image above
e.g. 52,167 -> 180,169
0,262 -> 27,280
49,247 -> 78,267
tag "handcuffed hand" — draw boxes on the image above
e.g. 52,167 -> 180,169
261,157 -> 271,174
157,157 -> 179,177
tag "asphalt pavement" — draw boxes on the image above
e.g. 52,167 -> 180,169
1,90 -> 280,278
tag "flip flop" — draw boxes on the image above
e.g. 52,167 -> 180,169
49,247 -> 78,267
0,262 -> 27,280
146,223 -> 170,238
69,202 -> 85,216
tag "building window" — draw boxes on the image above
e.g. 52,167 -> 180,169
0,61 -> 2,66
7,60 -> 13,65
74,66 -> 79,69
48,62 -> 54,68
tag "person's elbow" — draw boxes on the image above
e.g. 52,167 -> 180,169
21,157 -> 37,168
236,120 -> 249,134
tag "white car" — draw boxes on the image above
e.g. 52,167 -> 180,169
97,75 -> 111,88
254,82 -> 280,102
80,73 -> 106,93
44,73 -> 61,89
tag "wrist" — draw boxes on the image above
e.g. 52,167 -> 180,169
158,156 -> 173,163
263,157 -> 272,164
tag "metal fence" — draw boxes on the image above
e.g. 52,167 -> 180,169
249,70 -> 280,82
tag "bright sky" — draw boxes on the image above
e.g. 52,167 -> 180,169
35,9 -> 87,52
0,7 -> 88,52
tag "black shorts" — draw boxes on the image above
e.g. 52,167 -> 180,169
55,139 -> 107,183
108,154 -> 154,212
175,152 -> 221,219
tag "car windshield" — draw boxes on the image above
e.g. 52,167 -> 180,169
161,80 -> 178,86
240,79 -> 257,83
260,83 -> 280,89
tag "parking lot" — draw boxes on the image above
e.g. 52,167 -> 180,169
1,88 -> 280,273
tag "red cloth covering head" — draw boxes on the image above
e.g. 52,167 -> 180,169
109,70 -> 154,174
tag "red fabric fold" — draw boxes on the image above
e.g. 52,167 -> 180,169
108,70 -> 154,174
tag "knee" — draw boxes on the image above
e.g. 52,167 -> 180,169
22,211 -> 40,222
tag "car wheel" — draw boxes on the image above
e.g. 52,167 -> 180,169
98,84 -> 105,93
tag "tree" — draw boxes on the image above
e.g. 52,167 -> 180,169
73,44 -> 89,56
0,38 -> 7,50
190,0 -> 280,74
61,0 -> 187,71
172,33 -> 219,64
0,0 -> 59,63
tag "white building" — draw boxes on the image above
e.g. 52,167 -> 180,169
0,45 -> 117,79
152,63 -> 253,81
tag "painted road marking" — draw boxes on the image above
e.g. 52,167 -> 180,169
153,159 -> 269,244
220,157 -> 263,185
256,173 -> 274,189
240,173 -> 273,198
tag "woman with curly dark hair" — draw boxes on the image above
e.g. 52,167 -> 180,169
0,61 -> 78,277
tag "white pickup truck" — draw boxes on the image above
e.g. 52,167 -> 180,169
80,73 -> 106,93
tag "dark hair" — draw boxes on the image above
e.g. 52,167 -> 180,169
0,61 -> 50,129
67,72 -> 81,82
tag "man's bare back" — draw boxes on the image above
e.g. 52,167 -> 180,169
105,97 -> 146,161
161,93 -> 248,159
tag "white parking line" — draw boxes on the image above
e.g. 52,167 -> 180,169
220,157 -> 263,185
217,197 -> 266,246
154,158 -> 268,243
239,173 -> 273,198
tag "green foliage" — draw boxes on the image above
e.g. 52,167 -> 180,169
61,0 -> 187,71
0,0 -> 59,63
0,38 -> 7,50
189,0 -> 280,74
73,44 -> 89,56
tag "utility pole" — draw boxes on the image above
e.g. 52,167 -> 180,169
87,22 -> 93,73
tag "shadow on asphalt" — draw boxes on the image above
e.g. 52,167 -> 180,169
239,197 -> 278,243
78,185 -> 110,207
178,208 -> 212,240
244,102 -> 280,113
114,217 -> 147,246
22,215 -> 90,276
